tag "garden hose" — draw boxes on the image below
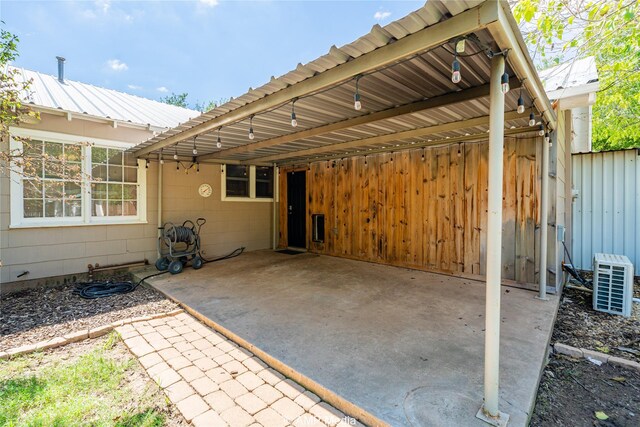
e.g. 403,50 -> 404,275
561,241 -> 592,289
74,247 -> 245,299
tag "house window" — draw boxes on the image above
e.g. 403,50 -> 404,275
255,166 -> 274,198
22,140 -> 82,218
225,165 -> 250,197
90,147 -> 139,217
221,164 -> 275,202
10,128 -> 147,228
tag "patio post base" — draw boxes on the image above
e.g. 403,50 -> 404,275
476,406 -> 510,427
535,295 -> 550,301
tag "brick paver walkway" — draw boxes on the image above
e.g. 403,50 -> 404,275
117,311 -> 363,427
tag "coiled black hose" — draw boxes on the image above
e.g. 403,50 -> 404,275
168,226 -> 196,244
74,247 -> 245,299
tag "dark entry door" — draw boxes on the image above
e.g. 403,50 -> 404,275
287,171 -> 306,248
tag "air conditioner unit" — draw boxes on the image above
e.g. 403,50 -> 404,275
593,253 -> 634,317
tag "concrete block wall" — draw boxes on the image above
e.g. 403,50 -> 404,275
160,163 -> 273,258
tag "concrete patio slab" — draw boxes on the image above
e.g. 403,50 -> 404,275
135,250 -> 559,427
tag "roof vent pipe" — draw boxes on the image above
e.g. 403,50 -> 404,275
56,56 -> 65,83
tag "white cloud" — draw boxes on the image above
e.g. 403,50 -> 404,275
157,86 -> 169,93
96,0 -> 111,14
374,11 -> 391,20
107,59 -> 128,71
199,0 -> 219,7
127,84 -> 142,90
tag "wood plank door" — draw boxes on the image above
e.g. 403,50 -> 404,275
287,171 -> 306,248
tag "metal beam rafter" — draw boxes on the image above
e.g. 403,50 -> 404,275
198,78 -> 522,162
277,125 -> 539,167
249,110 -> 524,164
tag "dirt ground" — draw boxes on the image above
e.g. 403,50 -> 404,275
552,279 -> 640,363
1,276 -> 178,350
531,277 -> 640,426
531,355 -> 640,427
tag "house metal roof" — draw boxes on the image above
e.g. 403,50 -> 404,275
132,0 -> 553,166
540,56 -> 598,92
11,66 -> 200,130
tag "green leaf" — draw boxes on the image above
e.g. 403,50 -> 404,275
595,411 -> 609,420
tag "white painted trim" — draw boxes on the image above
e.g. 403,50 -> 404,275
9,127 -> 136,149
547,82 -> 599,103
31,106 -> 169,133
220,164 -> 275,203
9,128 -> 147,228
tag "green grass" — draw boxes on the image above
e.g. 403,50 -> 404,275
0,334 -> 167,427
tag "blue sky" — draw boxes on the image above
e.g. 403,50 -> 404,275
1,0 -> 423,110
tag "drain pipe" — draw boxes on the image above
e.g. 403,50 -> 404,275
157,152 -> 163,259
272,162 -> 277,250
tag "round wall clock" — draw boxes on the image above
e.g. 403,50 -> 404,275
198,183 -> 213,198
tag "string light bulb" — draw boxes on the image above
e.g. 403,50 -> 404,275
544,132 -> 550,144
538,124 -> 545,137
291,99 -> 298,127
354,76 -> 362,111
528,108 -> 536,127
173,145 -> 178,160
217,127 -> 222,148
248,116 -> 255,140
501,71 -> 510,94
160,148 -> 164,165
517,88 -> 525,114
451,55 -> 461,84
192,136 -> 198,155
145,160 -> 149,169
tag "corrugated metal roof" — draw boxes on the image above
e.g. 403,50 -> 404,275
539,56 -> 598,92
10,66 -> 200,129
133,0 -> 542,165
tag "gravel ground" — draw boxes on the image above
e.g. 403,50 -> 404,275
0,277 -> 178,351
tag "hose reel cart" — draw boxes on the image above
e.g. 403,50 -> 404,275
155,218 -> 206,274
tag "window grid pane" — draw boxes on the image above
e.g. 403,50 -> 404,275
20,139 -> 141,222
225,165 -> 249,197
22,140 -> 84,219
255,166 -> 274,198
91,147 -> 138,217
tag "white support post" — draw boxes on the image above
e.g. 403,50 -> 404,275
272,163 -> 278,250
477,54 -> 510,427
157,152 -> 163,259
538,134 -> 550,300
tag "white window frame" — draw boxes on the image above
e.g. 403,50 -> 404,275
9,128 -> 147,228
220,164 -> 277,202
